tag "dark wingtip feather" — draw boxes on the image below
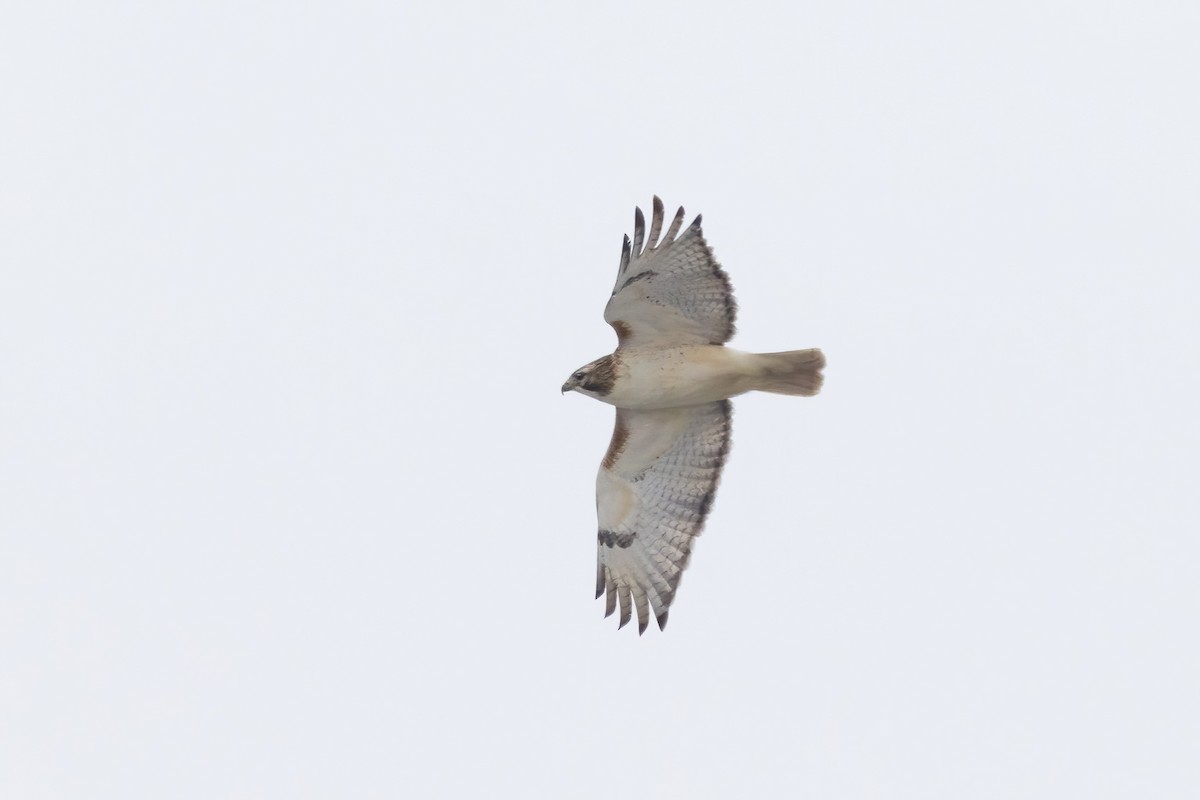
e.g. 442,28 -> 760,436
691,213 -> 703,229
618,588 -> 632,628
663,206 -> 686,244
638,618 -> 648,635
656,609 -> 669,631
633,207 -> 645,255
646,196 -> 665,250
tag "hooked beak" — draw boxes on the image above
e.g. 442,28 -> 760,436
561,377 -> 579,395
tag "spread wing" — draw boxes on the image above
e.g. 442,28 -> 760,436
595,401 -> 732,633
604,197 -> 737,347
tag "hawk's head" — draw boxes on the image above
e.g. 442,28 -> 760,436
561,355 -> 618,397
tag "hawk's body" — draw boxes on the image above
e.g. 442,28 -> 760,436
579,345 -> 762,409
562,198 -> 824,633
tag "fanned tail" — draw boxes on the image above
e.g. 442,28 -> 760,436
753,349 -> 825,396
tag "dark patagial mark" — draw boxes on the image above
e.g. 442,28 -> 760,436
609,319 -> 632,344
601,410 -> 629,470
598,529 -> 635,548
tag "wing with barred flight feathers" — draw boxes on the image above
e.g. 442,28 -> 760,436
604,197 -> 738,347
595,401 -> 732,633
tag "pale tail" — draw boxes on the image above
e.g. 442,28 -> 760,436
753,349 -> 826,396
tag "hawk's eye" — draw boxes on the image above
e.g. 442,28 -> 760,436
573,371 -> 586,381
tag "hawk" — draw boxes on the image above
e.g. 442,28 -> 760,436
562,197 -> 825,633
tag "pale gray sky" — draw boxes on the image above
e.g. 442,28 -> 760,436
2,2 -> 1198,798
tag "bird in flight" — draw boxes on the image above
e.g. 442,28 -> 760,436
562,197 -> 825,633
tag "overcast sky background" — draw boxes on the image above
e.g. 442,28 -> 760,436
3,2 -> 1198,798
